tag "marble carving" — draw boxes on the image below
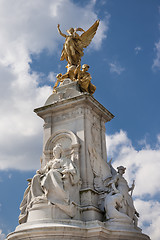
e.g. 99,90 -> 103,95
103,166 -> 139,226
88,145 -> 139,226
19,144 -> 81,224
19,140 -> 139,228
19,77 -> 139,228
7,21 -> 150,240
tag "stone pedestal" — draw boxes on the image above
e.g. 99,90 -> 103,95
34,79 -> 114,221
7,80 -> 150,240
7,220 -> 150,240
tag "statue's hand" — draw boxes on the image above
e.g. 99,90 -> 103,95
56,73 -> 62,80
131,180 -> 135,190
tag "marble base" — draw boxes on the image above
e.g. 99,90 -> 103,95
27,202 -> 81,222
7,220 -> 150,240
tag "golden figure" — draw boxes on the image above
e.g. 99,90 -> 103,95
75,64 -> 96,95
53,64 -> 96,94
57,20 -> 100,66
53,20 -> 99,93
53,65 -> 77,92
53,74 -> 63,93
59,65 -> 77,81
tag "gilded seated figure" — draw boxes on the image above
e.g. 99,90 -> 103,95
74,64 -> 96,95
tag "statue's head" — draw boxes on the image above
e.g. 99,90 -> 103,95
66,28 -> 74,35
53,144 -> 63,158
82,64 -> 89,71
117,166 -> 126,174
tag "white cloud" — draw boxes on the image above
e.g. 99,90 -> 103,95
106,130 -> 160,239
0,0 -> 108,170
134,46 -> 142,55
106,130 -> 160,197
91,14 -> 110,50
8,174 -> 12,179
135,199 -> 160,240
152,40 -> 160,71
49,0 -> 109,50
152,6 -> 160,71
109,61 -> 125,75
0,230 -> 5,240
106,130 -> 132,157
157,134 -> 160,143
47,71 -> 57,83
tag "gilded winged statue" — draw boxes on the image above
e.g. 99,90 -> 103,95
57,20 -> 100,66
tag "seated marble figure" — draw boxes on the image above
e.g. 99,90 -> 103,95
19,144 -> 80,224
104,166 -> 139,226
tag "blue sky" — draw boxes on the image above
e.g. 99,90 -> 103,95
0,0 -> 160,239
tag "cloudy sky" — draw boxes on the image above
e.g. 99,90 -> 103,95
0,0 -> 160,239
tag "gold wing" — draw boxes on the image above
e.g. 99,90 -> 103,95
76,27 -> 85,32
80,20 -> 100,48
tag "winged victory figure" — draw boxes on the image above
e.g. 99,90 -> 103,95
57,20 -> 100,67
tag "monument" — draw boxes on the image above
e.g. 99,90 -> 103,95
7,20 -> 150,240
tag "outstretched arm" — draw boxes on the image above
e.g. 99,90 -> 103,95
57,24 -> 67,38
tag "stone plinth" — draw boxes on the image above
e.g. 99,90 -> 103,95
7,220 -> 150,240
27,202 -> 81,222
7,80 -> 151,240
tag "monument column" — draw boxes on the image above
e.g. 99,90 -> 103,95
34,83 -> 114,221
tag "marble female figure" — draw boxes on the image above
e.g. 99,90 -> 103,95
19,144 -> 80,223
106,166 -> 139,226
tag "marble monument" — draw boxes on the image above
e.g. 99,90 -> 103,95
7,20 -> 150,240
